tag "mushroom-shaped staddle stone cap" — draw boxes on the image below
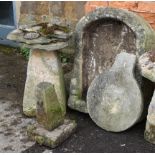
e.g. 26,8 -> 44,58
7,23 -> 72,51
139,51 -> 155,82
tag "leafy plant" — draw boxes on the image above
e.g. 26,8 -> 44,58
58,52 -> 73,63
19,47 -> 30,60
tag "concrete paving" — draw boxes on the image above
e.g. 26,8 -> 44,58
0,100 -> 35,153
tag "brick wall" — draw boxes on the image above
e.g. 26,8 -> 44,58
85,1 -> 155,30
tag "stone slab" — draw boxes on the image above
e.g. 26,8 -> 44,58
87,52 -> 143,132
23,49 -> 66,117
24,41 -> 68,51
27,119 -> 77,148
35,82 -> 65,130
7,29 -> 52,45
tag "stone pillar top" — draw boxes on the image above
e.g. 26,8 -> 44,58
7,23 -> 71,51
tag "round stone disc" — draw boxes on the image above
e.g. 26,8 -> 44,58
87,70 -> 143,132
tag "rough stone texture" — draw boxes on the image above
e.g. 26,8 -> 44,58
87,52 -> 143,132
139,51 -> 155,82
7,29 -> 52,45
24,42 -> 68,51
0,100 -> 35,153
68,7 -> 155,113
82,19 -> 136,97
35,82 -> 65,130
23,49 -> 66,117
19,2 -> 86,30
27,119 -> 77,148
144,91 -> 155,144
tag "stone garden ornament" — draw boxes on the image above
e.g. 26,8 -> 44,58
87,52 -> 142,132
68,7 -> 155,113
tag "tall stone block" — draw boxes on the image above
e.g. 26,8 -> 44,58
35,82 -> 64,130
23,49 -> 66,117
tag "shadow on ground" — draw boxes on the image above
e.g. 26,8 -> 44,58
0,46 -> 155,153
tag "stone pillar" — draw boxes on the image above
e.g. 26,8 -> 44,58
23,49 -> 66,117
35,82 -> 65,130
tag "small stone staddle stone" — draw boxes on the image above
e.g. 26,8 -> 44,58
7,23 -> 71,117
139,51 -> 155,144
7,23 -> 77,148
87,52 -> 143,132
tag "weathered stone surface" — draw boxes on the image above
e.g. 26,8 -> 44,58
68,7 -> 155,113
144,91 -> 155,144
139,51 -> 155,82
7,23 -> 72,45
7,29 -> 52,45
24,41 -> 68,51
87,52 -> 143,132
23,49 -> 66,117
23,32 -> 40,40
27,119 -> 77,148
35,82 -> 65,130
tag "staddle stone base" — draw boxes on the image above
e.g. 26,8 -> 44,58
144,91 -> 155,144
27,119 -> 77,148
23,49 -> 66,117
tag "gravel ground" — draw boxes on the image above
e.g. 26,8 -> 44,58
0,47 -> 155,153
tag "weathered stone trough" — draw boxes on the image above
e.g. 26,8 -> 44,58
68,7 -> 155,131
68,7 -> 155,113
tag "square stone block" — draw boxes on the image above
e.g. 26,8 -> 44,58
27,119 -> 77,148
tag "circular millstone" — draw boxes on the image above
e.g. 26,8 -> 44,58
87,52 -> 143,132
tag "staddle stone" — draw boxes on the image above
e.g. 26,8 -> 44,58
144,91 -> 155,144
87,52 -> 143,132
35,82 -> 65,131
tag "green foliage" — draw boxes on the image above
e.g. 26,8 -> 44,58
19,47 -> 30,60
58,52 -> 74,63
